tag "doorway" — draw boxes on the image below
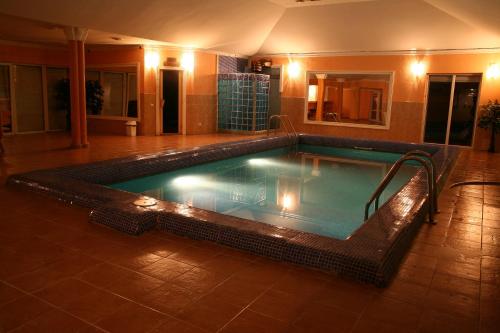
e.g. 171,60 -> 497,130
423,74 -> 481,146
262,66 -> 281,129
161,69 -> 180,134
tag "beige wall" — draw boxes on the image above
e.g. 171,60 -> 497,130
0,43 -> 219,136
260,53 -> 500,149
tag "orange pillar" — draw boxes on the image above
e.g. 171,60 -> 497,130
68,40 -> 81,148
65,27 -> 88,148
315,75 -> 326,121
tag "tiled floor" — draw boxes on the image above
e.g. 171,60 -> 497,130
0,133 -> 499,333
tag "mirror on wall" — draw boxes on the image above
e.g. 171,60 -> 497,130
305,72 -> 393,128
86,65 -> 139,119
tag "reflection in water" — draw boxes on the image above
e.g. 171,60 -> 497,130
111,146 -> 416,239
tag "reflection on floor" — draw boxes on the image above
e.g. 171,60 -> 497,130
0,133 -> 499,332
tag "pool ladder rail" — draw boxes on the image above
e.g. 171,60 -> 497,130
267,115 -> 298,146
364,150 -> 439,224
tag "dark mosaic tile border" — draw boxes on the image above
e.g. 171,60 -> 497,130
7,134 -> 459,286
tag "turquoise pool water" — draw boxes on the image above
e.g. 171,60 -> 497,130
110,145 -> 417,239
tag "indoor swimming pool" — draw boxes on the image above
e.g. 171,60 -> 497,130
110,145 -> 416,239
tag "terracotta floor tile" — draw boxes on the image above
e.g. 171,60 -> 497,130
481,244 -> 500,258
480,282 -> 500,302
0,295 -> 52,332
249,288 -> 307,322
0,249 -> 52,280
313,280 -> 376,313
168,245 -> 221,266
232,261 -> 289,289
172,267 -> 228,294
113,250 -> 164,271
200,254 -> 253,276
401,252 -> 439,271
1,133 -> 499,332
273,268 -> 326,298
362,296 -> 423,330
206,275 -> 268,307
77,262 -> 133,288
395,265 -> 435,288
139,257 -> 194,282
7,252 -> 100,293
380,279 -> 428,306
481,219 -> 499,228
429,272 -> 480,298
352,317 -> 417,333
424,289 -> 479,319
35,278 -> 130,324
0,281 -> 24,306
483,227 -> 500,246
178,294 -> 244,332
95,302 -> 168,333
417,308 -> 478,333
290,301 -> 358,333
11,307 -> 94,333
62,290 -> 129,324
435,259 -> 481,281
35,278 -> 98,307
141,283 -> 201,315
133,237 -> 184,258
150,317 -> 208,333
220,309 -> 289,333
107,271 -> 165,301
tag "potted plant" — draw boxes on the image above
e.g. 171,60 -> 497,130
477,100 -> 500,153
86,80 -> 104,115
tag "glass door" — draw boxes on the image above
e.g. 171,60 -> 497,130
448,76 -> 480,146
424,74 -> 480,146
15,65 -> 45,133
0,64 -> 12,134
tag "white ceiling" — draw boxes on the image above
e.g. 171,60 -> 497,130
0,0 -> 498,56
267,0 -> 375,7
258,0 -> 500,54
0,13 -> 175,47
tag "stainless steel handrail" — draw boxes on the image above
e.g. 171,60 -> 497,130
404,150 -> 438,213
267,115 -> 298,145
364,155 -> 435,224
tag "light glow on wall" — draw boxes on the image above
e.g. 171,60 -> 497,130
171,175 -> 211,189
145,50 -> 160,70
281,194 -> 295,210
287,61 -> 301,79
410,61 -> 426,77
181,51 -> 195,72
486,63 -> 499,79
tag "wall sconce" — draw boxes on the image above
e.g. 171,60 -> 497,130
145,50 -> 160,70
410,61 -> 426,77
287,61 -> 301,79
181,51 -> 195,72
486,63 -> 499,79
